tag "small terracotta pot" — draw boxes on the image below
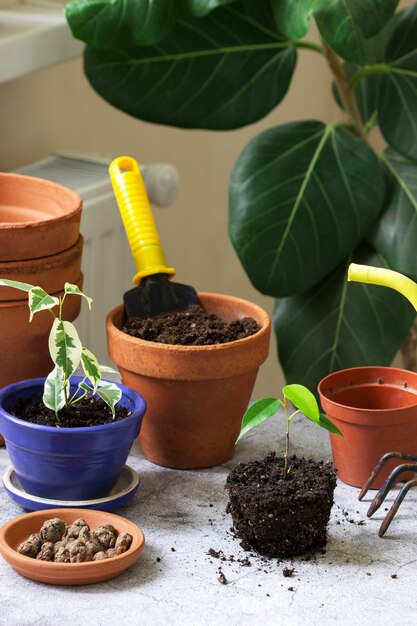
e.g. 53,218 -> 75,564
0,173 -> 82,262
0,275 -> 83,389
318,366 -> 417,489
106,293 -> 271,469
0,235 -> 83,301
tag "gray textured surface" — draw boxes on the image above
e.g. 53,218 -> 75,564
0,412 -> 416,626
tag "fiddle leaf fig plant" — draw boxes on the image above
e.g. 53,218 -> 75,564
237,384 -> 342,477
66,0 -> 417,390
0,279 -> 121,422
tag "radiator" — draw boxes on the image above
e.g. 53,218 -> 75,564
15,153 -> 179,365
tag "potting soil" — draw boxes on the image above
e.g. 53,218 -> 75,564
122,303 -> 259,345
7,396 -> 129,428
225,453 -> 337,558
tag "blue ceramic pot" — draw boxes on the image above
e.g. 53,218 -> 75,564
0,377 -> 146,501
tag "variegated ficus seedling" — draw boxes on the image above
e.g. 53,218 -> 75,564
236,384 -> 343,477
0,280 -> 121,422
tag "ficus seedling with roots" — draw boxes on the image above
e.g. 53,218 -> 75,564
237,384 -> 343,477
0,279 -> 121,423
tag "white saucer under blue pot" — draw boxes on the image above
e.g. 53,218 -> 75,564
2,465 -> 140,513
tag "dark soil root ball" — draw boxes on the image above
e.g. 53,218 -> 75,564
225,453 -> 337,558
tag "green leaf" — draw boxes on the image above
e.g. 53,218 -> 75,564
273,245 -> 415,392
80,348 -> 101,393
377,5 -> 417,161
315,0 -> 399,64
283,383 -> 343,436
236,397 -> 280,443
271,0 -> 326,40
282,384 -> 319,421
65,0 -> 188,48
318,412 -> 344,437
229,121 -> 384,298
28,287 -> 59,322
368,149 -> 417,281
96,383 -> 122,419
64,283 -> 93,310
42,366 -> 67,414
0,279 -> 34,292
48,319 -> 82,382
83,1 -> 296,130
188,0 -> 236,17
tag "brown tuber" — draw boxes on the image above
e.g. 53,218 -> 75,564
17,518 -> 132,563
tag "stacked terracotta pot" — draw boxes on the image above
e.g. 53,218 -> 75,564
0,173 -> 84,443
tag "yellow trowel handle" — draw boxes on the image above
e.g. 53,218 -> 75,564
109,156 -> 176,285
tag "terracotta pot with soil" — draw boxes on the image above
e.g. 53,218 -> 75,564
318,366 -> 417,489
106,293 -> 271,469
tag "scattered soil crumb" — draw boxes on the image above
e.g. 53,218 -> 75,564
288,587 -> 295,592
391,574 -> 398,579
218,568 -> 228,585
283,567 -> 295,578
171,547 -> 176,552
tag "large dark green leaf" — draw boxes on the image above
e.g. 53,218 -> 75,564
83,2 -> 296,130
368,149 -> 417,281
377,5 -> 417,161
188,0 -> 237,16
315,0 -> 399,64
273,245 -> 415,391
228,121 -> 384,298
271,0 -> 326,40
65,0 -> 189,48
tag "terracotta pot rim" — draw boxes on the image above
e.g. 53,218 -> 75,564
106,292 -> 271,353
0,234 -> 83,271
318,365 -> 417,416
0,273 -> 83,308
0,173 -> 81,231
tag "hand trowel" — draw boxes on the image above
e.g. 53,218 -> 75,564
109,156 -> 199,319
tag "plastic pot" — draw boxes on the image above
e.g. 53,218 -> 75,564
0,377 -> 146,501
106,292 -> 271,469
318,366 -> 417,489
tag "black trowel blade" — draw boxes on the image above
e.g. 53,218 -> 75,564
124,273 -> 199,319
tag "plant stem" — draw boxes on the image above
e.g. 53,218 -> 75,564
292,40 -> 323,54
323,44 -> 367,141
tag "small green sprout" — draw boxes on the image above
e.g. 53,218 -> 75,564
0,279 -> 121,423
236,384 -> 343,477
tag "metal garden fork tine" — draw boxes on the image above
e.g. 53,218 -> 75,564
358,452 -> 417,501
379,478 -> 417,537
366,463 -> 417,517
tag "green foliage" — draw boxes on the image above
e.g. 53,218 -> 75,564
237,383 -> 342,475
0,280 -> 121,423
65,0 -> 417,391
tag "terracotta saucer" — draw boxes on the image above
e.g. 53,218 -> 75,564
0,508 -> 145,585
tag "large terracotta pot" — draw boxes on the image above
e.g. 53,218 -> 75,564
0,173 -> 82,262
0,173 -> 83,446
318,366 -> 417,489
0,275 -> 83,387
106,293 -> 271,469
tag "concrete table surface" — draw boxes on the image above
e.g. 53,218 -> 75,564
0,412 -> 416,626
